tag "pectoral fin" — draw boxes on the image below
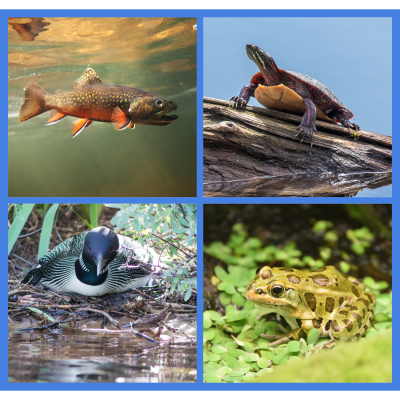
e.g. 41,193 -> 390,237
71,118 -> 92,138
111,107 -> 130,130
46,110 -> 66,125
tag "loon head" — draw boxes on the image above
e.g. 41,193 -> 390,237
83,227 -> 119,276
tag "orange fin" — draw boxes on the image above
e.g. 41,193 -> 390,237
74,68 -> 102,88
46,109 -> 67,126
111,107 -> 130,130
129,122 -> 135,129
71,119 -> 92,138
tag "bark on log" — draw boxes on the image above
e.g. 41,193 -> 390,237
203,97 -> 392,197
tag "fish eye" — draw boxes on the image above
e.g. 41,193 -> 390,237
155,98 -> 165,108
271,285 -> 284,297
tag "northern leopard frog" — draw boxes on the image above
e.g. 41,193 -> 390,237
245,265 -> 375,346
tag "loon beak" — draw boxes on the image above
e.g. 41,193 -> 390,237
96,254 -> 105,276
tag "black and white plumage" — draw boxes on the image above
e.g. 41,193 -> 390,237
22,227 -> 156,296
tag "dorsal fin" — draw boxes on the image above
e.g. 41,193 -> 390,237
55,89 -> 62,93
74,68 -> 102,88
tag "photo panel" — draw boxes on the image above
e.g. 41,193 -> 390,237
8,203 -> 197,383
203,17 -> 392,197
203,204 -> 392,383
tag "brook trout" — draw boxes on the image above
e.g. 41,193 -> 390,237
19,68 -> 178,138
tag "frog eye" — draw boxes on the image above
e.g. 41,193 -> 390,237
155,98 -> 165,108
271,285 -> 284,297
256,267 -> 262,275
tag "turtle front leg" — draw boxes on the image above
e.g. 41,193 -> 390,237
229,85 -> 256,108
328,110 -> 360,131
295,98 -> 318,147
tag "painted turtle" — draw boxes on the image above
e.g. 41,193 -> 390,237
230,44 -> 360,147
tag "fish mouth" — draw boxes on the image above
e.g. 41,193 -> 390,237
154,102 -> 178,124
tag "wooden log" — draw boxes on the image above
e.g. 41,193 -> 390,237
203,97 -> 392,197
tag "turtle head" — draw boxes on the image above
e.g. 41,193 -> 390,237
338,107 -> 354,120
83,227 -> 119,276
246,44 -> 281,86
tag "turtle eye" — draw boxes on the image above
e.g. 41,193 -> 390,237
155,98 -> 165,108
271,285 -> 284,297
88,245 -> 92,252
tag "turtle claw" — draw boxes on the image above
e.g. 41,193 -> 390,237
296,123 -> 317,147
229,96 -> 247,108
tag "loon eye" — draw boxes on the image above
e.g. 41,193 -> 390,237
88,245 -> 91,252
109,246 -> 114,252
155,98 -> 165,108
271,285 -> 284,297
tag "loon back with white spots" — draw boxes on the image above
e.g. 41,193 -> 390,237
22,227 -> 155,296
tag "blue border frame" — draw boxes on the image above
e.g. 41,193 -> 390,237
4,9 -> 396,390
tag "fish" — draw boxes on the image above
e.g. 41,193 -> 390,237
19,68 -> 178,138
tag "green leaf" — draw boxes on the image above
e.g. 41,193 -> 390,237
184,285 -> 192,301
203,373 -> 222,383
204,315 -> 212,329
286,340 -> 300,353
8,204 -> 35,255
257,357 -> 271,369
38,204 -> 59,259
90,204 -> 99,228
307,328 -> 320,345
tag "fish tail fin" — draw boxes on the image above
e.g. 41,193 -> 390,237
19,82 -> 49,122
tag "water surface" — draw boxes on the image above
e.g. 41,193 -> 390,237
9,320 -> 197,383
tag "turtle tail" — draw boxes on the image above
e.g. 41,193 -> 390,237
19,82 -> 50,122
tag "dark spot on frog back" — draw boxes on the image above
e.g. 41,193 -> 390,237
304,292 -> 317,311
310,274 -> 330,286
325,297 -> 335,313
279,268 -> 294,273
351,286 -> 360,297
261,267 -> 273,279
287,274 -> 301,284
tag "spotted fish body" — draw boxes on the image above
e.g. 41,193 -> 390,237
22,231 -> 155,296
19,68 -> 178,138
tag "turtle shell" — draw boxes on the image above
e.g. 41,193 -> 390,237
254,84 -> 335,124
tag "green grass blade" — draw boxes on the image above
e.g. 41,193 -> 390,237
90,204 -> 99,228
8,204 -> 35,255
38,204 -> 59,259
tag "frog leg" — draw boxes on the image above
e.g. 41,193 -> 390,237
329,292 -> 376,342
261,327 -> 309,347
